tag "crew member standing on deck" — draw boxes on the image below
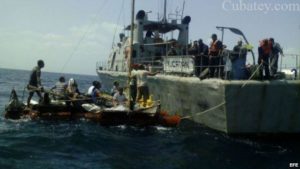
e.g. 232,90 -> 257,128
208,34 -> 223,78
188,40 -> 199,55
197,39 -> 209,75
231,40 -> 248,80
189,40 -> 201,77
131,64 -> 158,107
258,39 -> 272,80
27,60 -> 45,106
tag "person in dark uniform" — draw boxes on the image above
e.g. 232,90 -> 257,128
27,60 -> 45,106
231,40 -> 247,80
197,39 -> 209,75
188,41 -> 199,76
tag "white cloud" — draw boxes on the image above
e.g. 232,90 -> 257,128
0,21 -> 123,75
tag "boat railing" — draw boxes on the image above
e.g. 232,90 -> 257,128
97,48 -> 300,80
276,53 -> 300,71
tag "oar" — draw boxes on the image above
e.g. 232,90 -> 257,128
27,85 -> 66,98
27,85 -> 44,92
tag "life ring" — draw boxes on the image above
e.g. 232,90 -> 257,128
159,111 -> 181,126
162,115 -> 181,127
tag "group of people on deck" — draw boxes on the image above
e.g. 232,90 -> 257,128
183,34 -> 283,80
26,60 -> 157,108
184,34 -> 230,79
141,30 -> 283,80
164,34 -> 228,78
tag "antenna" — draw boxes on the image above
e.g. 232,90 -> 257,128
162,0 -> 167,23
181,0 -> 186,19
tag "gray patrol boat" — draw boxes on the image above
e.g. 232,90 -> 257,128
96,0 -> 300,134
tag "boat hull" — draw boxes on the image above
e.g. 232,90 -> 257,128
4,102 -> 180,127
97,70 -> 300,134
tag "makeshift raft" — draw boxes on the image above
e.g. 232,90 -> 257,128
4,89 -> 180,127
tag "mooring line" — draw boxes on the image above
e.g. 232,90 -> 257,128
181,101 -> 226,120
241,62 -> 263,88
180,62 -> 264,120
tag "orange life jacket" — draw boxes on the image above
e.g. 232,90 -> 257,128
259,39 -> 272,55
209,40 -> 221,56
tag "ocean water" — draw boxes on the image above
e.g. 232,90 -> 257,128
0,68 -> 299,169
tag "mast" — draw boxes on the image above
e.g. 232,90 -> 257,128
162,0 -> 167,23
181,0 -> 186,19
128,0 -> 135,110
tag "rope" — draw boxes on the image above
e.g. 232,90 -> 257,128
53,97 -> 100,102
181,102 -> 226,120
180,62 -> 264,120
111,0 -> 125,49
241,62 -> 263,88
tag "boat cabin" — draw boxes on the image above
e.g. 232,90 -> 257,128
106,10 -> 194,75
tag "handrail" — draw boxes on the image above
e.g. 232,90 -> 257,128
97,53 -> 300,79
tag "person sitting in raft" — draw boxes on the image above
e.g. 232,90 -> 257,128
113,87 -> 127,106
66,78 -> 81,99
110,81 -> 119,96
91,81 -> 102,104
51,76 -> 67,100
87,81 -> 99,96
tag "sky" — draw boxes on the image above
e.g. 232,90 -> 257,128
0,0 -> 299,75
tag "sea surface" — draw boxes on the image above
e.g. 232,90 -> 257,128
0,68 -> 299,169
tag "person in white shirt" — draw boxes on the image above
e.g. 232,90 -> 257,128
131,65 -> 158,106
91,81 -> 101,104
110,81 -> 119,96
113,87 -> 127,106
87,81 -> 99,96
51,76 -> 67,100
66,78 -> 81,99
